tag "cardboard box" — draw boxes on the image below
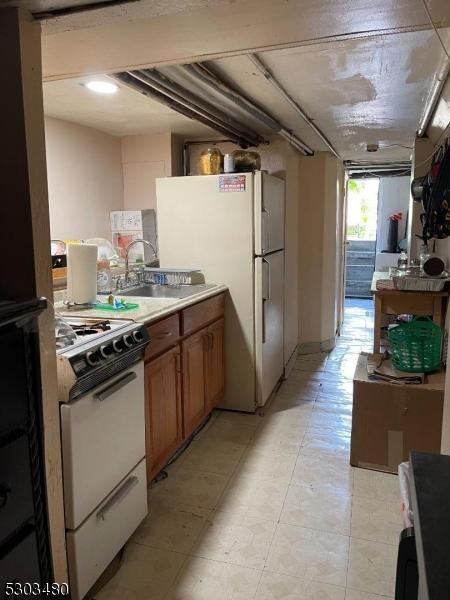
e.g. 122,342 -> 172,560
351,353 -> 444,473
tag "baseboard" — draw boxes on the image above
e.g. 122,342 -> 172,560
320,337 -> 336,352
283,345 -> 299,378
298,337 -> 335,355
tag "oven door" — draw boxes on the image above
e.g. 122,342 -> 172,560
61,361 -> 145,530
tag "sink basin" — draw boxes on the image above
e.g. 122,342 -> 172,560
120,284 -> 216,299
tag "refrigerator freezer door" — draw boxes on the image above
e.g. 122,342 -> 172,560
254,172 -> 285,255
255,250 -> 284,406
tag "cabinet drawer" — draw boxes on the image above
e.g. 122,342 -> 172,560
66,459 -> 147,600
145,314 -> 180,360
181,294 -> 225,336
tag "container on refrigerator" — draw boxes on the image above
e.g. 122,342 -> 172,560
156,171 -> 285,412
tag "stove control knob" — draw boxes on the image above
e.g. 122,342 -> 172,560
100,344 -> 113,359
112,339 -> 124,353
86,350 -> 100,367
123,333 -> 134,348
133,329 -> 144,343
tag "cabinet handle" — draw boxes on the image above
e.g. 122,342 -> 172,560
96,476 -> 139,521
203,333 -> 209,352
175,352 -> 181,373
154,331 -> 173,340
209,332 -> 214,351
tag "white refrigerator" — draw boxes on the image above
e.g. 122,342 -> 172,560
156,171 -> 285,412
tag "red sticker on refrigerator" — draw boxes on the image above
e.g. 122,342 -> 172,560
219,175 -> 246,192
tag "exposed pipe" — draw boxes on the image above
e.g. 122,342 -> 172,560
417,59 -> 450,137
181,63 -> 313,156
346,163 -> 411,172
112,72 -> 258,148
279,129 -> 314,155
417,0 -> 450,136
137,69 -> 265,146
185,63 -> 282,131
112,72 -> 252,145
128,70 -> 261,148
248,54 -> 340,158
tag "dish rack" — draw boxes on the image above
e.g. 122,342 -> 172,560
143,268 -> 200,286
392,275 -> 448,292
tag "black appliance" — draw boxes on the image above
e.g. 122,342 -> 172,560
0,299 -> 53,594
395,528 -> 418,599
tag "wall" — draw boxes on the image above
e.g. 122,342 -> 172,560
121,132 -> 183,210
298,152 -> 344,350
187,139 -> 300,365
2,10 -> 68,581
45,116 -> 123,240
376,176 -> 410,253
335,166 -> 347,333
422,104 -> 450,452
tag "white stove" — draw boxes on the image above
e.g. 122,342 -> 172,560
55,314 -> 150,599
56,316 -> 149,402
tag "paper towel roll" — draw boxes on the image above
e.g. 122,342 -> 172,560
66,243 -> 98,305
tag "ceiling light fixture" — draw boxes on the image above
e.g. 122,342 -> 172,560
85,80 -> 118,94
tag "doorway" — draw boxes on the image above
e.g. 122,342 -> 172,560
345,178 -> 379,298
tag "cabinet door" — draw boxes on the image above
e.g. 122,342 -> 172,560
206,319 -> 225,411
145,346 -> 182,481
182,328 -> 208,438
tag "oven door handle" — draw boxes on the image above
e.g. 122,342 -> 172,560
96,476 -> 139,521
94,371 -> 137,401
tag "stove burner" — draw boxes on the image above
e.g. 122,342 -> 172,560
70,320 -> 112,336
73,328 -> 101,336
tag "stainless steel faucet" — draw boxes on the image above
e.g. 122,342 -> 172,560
124,238 -> 157,284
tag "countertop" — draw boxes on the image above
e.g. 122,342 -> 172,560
410,451 -> 450,600
54,283 -> 227,325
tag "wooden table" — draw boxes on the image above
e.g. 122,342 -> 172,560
371,272 -> 448,353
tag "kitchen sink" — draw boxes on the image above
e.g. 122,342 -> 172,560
120,284 -> 216,299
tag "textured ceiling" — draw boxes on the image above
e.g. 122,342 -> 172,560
43,75 -> 216,137
209,28 -> 448,161
39,0 -> 450,161
43,26 -> 450,161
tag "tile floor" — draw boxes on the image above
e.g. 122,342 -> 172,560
96,299 -> 402,600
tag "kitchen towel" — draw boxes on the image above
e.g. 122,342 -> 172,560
66,243 -> 98,305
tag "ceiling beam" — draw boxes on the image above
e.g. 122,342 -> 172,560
41,0 -> 446,81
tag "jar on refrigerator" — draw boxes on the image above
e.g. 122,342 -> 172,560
198,147 -> 223,175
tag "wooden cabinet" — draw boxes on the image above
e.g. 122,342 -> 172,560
144,293 -> 225,479
181,294 -> 225,335
144,345 -> 182,481
181,328 -> 208,438
205,318 -> 225,412
182,318 -> 225,437
145,313 -> 180,361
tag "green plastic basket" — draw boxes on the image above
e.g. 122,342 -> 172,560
388,316 -> 442,373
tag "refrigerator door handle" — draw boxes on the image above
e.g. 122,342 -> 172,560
262,299 -> 267,344
262,258 -> 271,300
261,207 -> 270,254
